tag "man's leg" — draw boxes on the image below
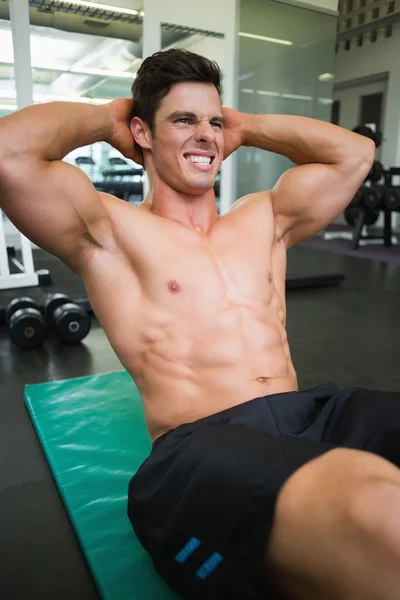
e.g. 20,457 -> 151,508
265,447 -> 400,600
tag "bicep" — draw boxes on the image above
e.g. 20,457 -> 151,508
0,157 -> 112,265
272,159 -> 372,248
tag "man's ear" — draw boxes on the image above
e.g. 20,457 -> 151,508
130,117 -> 152,151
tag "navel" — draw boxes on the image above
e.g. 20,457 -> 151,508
268,272 -> 273,284
257,376 -> 269,384
168,280 -> 181,294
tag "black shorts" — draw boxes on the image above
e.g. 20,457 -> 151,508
128,383 -> 400,600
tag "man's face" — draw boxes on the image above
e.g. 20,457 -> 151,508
150,82 -> 224,195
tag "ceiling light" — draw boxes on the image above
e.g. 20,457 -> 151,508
318,73 -> 335,82
1,59 -> 135,80
58,0 -> 139,15
241,88 -> 254,93
69,66 -> 134,78
0,91 -> 113,104
0,91 -> 19,100
318,98 -> 334,104
281,93 -> 312,101
256,90 -> 280,96
238,72 -> 254,81
34,94 -> 112,104
239,32 -> 293,46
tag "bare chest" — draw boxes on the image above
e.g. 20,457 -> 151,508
82,200 -> 287,343
131,224 -> 285,314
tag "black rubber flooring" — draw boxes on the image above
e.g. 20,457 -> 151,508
1,245 -> 400,599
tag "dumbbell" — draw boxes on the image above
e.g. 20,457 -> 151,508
366,161 -> 384,184
352,125 -> 382,149
6,297 -> 47,349
344,207 -> 379,228
384,188 -> 400,211
44,293 -> 91,344
363,186 -> 385,210
344,188 -> 365,226
349,187 -> 365,207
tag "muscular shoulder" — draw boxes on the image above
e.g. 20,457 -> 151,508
97,192 -> 149,239
74,193 -> 141,271
224,190 -> 280,245
229,191 -> 276,230
229,190 -> 273,214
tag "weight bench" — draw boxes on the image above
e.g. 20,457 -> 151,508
25,371 -> 178,600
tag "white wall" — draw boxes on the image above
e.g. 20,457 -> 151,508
333,79 -> 388,161
334,24 -> 400,168
333,80 -> 387,130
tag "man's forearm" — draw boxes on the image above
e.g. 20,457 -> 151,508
0,102 -> 113,162
241,114 -> 375,166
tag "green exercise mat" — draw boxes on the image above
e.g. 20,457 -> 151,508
24,370 -> 179,600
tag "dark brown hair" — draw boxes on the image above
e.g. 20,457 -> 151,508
130,49 -> 222,153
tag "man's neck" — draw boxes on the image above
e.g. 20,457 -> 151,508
142,180 -> 219,235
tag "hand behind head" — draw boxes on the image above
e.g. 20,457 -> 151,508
221,107 -> 245,160
107,98 -> 144,166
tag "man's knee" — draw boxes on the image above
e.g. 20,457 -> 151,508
350,479 -> 400,560
265,447 -> 400,596
279,446 -> 400,510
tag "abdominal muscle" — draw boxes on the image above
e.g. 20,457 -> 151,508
124,300 -> 299,443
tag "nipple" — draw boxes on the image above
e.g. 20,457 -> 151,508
168,280 -> 181,294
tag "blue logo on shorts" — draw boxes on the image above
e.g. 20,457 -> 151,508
196,552 -> 224,579
175,537 -> 201,564
174,538 -> 224,579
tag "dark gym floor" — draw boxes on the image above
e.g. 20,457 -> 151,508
1,245 -> 400,599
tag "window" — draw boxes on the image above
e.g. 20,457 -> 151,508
386,1 -> 395,13
370,29 -> 378,42
335,42 -> 339,53
357,13 -> 365,24
357,34 -> 364,46
237,0 -> 337,198
345,17 -> 352,28
371,7 -> 380,19
0,7 -> 16,118
359,0 -> 366,7
385,24 -> 392,37
24,3 -> 145,200
347,0 -> 353,11
345,39 -> 351,50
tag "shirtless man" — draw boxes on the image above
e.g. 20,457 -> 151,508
1,49 -> 400,600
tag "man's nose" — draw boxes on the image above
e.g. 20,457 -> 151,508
194,120 -> 216,144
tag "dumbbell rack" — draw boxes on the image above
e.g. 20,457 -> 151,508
351,168 -> 400,250
351,206 -> 393,250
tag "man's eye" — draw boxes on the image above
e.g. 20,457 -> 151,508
177,118 -> 190,124
211,122 -> 222,129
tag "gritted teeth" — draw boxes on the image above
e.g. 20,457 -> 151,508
185,154 -> 213,164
